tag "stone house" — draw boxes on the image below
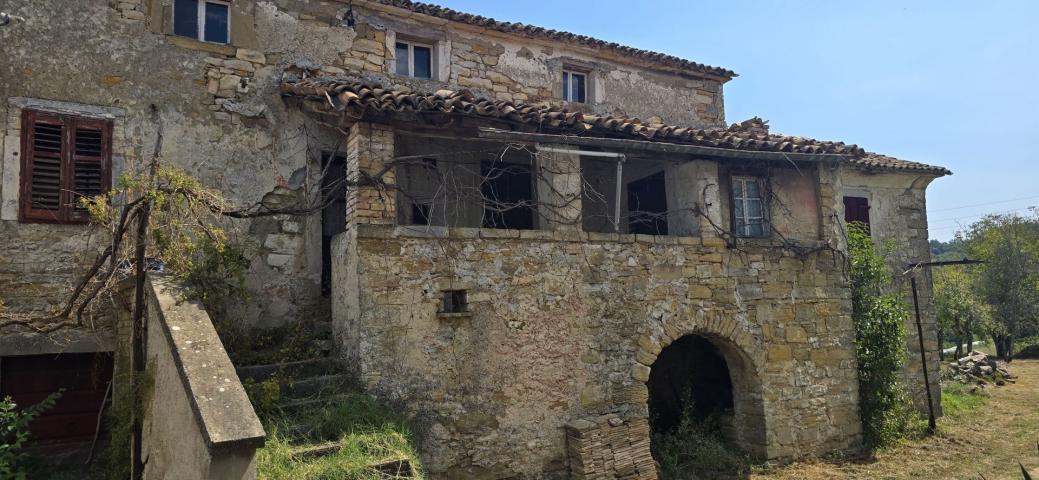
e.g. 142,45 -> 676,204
0,0 -> 948,478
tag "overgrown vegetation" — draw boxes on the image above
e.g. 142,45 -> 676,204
256,394 -> 422,479
0,392 -> 61,480
650,396 -> 749,480
221,321 -> 327,366
848,223 -> 924,447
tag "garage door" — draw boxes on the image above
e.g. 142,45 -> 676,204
0,352 -> 113,446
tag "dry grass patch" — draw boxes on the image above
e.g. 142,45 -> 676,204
751,360 -> 1039,480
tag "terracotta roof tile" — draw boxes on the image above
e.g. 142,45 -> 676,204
282,79 -> 950,175
362,0 -> 736,80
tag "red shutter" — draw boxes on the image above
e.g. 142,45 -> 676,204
20,110 -> 112,223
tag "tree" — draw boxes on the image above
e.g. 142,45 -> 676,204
964,212 -> 1039,360
933,266 -> 988,359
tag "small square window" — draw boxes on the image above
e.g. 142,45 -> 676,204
440,290 -> 468,314
395,41 -> 433,79
562,70 -> 587,103
732,176 -> 768,238
173,0 -> 230,44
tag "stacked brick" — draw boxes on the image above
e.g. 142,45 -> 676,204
566,415 -> 657,480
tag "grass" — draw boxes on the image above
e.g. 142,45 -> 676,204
940,381 -> 988,418
255,393 -> 422,480
751,359 -> 1039,480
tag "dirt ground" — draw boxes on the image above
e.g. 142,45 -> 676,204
751,359 -> 1039,480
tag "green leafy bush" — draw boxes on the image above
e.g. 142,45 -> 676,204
848,223 -> 924,447
243,375 -> 282,414
1,391 -> 61,480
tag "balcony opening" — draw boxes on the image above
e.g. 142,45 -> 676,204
627,171 -> 669,235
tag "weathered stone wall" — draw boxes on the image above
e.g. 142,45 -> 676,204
841,169 -> 941,416
2,0 -> 724,340
346,223 -> 861,478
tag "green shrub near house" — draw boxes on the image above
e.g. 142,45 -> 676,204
848,223 -> 926,447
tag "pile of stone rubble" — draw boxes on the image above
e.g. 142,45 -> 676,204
946,351 -> 1015,388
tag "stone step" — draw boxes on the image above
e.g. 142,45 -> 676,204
282,373 -> 355,400
290,441 -> 342,460
235,357 -> 339,383
276,393 -> 354,411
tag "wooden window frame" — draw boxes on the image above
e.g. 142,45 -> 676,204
730,175 -> 770,238
562,69 -> 588,103
394,40 -> 434,79
173,0 -> 231,45
19,110 -> 113,224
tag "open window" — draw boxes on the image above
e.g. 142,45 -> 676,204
627,171 -> 668,235
173,0 -> 230,44
481,159 -> 535,230
394,135 -> 537,230
843,196 -> 870,233
19,110 -> 112,224
731,176 -> 769,238
395,40 -> 433,79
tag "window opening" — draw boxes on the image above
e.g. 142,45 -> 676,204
562,70 -> 587,103
20,110 -> 112,224
480,160 -> 535,230
395,41 -> 433,79
627,171 -> 668,235
411,203 -> 432,226
843,196 -> 870,233
440,290 -> 468,313
732,176 -> 767,238
173,0 -> 230,44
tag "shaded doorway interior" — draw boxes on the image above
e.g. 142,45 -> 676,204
647,335 -> 734,433
321,153 -> 347,296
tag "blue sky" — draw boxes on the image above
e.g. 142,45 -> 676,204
434,0 -> 1039,241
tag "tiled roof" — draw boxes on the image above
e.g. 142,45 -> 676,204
282,79 -> 950,175
361,0 -> 736,80
852,153 -> 950,175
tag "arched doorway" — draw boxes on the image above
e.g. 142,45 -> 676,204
646,333 -> 767,459
648,335 -> 733,432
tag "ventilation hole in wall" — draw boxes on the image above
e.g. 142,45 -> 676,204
440,290 -> 468,313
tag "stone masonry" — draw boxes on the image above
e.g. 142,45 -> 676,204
2,1 -> 946,479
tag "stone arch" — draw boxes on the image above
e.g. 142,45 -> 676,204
632,318 -> 768,458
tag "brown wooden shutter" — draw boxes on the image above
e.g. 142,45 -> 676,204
68,119 -> 111,221
20,110 -> 112,223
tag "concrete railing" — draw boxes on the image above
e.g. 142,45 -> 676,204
131,274 -> 265,479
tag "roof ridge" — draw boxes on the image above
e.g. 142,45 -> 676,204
362,0 -> 737,80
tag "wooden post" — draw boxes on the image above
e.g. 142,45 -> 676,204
910,276 -> 937,434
